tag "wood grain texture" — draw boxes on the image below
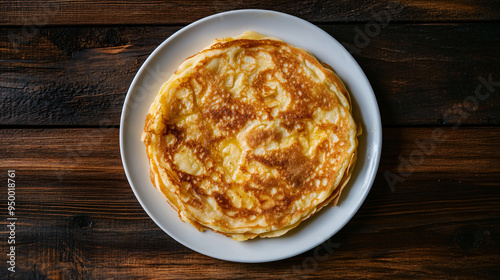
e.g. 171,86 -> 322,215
1,24 -> 499,126
0,0 -> 499,26
1,1 -> 499,278
0,127 -> 499,279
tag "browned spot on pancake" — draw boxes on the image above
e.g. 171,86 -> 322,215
157,125 -> 185,163
202,91 -> 256,134
278,109 -> 311,132
246,127 -> 281,148
252,69 -> 277,97
209,39 -> 283,51
174,172 -> 209,204
239,174 -> 295,221
170,97 -> 191,118
235,208 -> 259,218
164,124 -> 185,139
262,49 -> 334,132
250,143 -> 314,188
278,146 -> 314,187
318,122 -> 339,131
244,174 -> 288,195
242,48 -> 259,58
185,140 -> 212,163
188,198 -> 203,209
143,114 -> 162,145
316,88 -> 336,110
273,50 -> 298,79
213,192 -> 233,210
144,113 -> 154,127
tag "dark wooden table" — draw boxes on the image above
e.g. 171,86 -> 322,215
1,1 -> 499,279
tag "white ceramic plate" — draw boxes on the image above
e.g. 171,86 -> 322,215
120,9 -> 381,263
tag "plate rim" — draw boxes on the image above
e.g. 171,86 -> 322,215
120,9 -> 382,263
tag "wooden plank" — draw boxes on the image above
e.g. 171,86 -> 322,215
1,24 -> 499,127
0,0 -> 498,26
0,127 -> 499,278
0,26 -> 169,127
330,24 -> 500,126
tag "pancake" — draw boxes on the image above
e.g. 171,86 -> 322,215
142,31 -> 360,241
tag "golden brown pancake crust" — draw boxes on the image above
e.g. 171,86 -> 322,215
142,32 -> 360,240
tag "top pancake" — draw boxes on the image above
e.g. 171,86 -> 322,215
142,31 -> 360,240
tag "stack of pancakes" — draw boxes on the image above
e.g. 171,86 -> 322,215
142,31 -> 360,241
